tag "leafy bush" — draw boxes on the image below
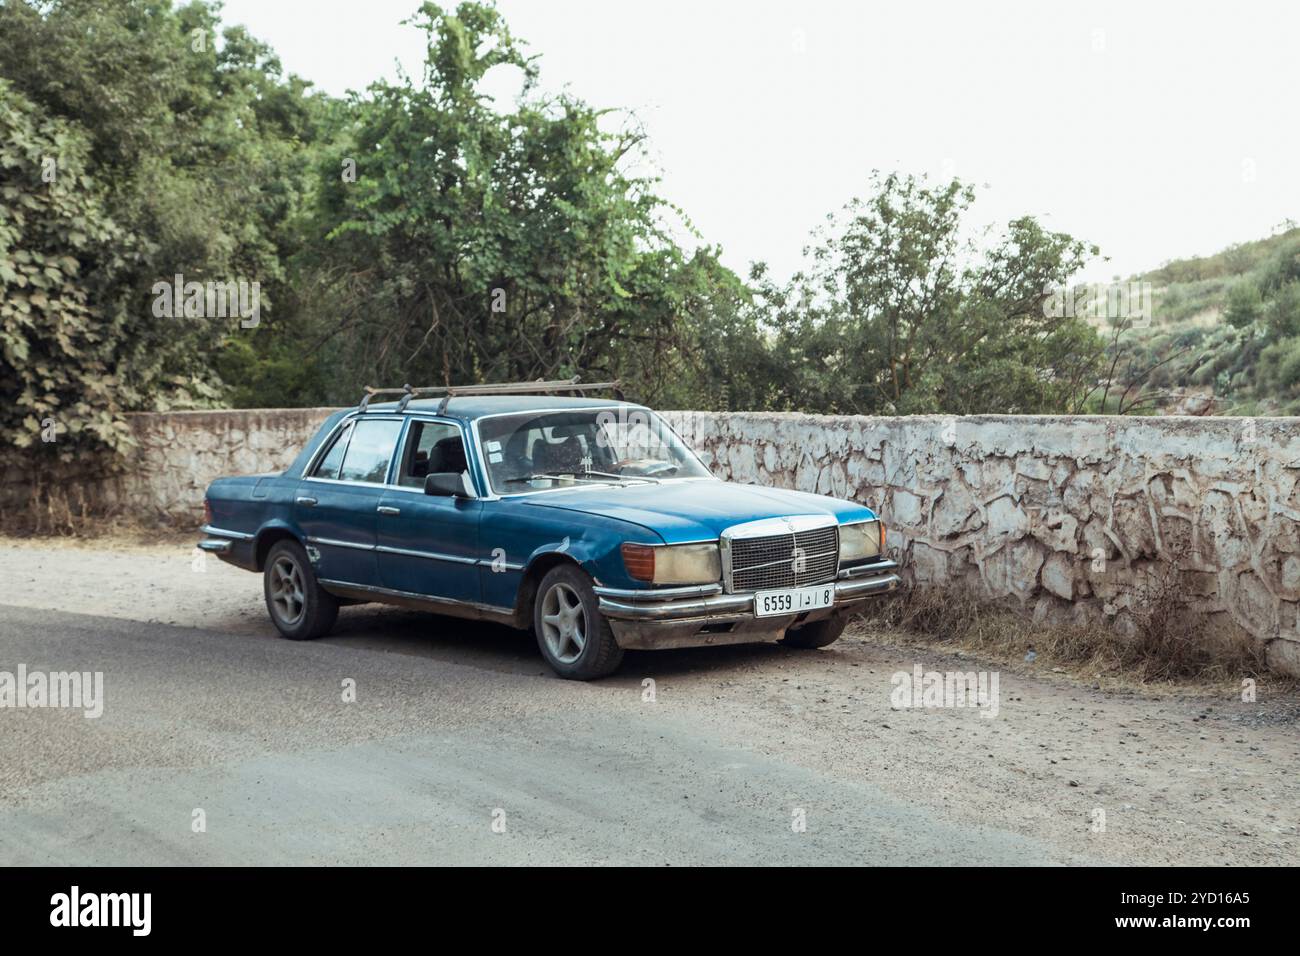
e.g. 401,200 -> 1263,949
0,80 -> 135,467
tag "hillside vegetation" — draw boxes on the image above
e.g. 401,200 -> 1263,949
1116,225 -> 1300,415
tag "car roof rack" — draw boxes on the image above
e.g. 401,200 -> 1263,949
357,377 -> 623,415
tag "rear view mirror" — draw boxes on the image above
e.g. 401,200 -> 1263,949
424,472 -> 468,497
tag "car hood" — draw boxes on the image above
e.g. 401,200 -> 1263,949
521,479 -> 877,544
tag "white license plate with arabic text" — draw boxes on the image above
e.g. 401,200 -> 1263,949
754,584 -> 835,618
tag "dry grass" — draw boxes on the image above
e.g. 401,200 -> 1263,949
1,490 -> 187,541
862,569 -> 1272,690
5,481 -> 96,537
2,473 -> 202,538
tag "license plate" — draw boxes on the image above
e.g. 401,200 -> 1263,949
754,584 -> 835,618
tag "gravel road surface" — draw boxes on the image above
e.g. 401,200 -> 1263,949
1,538 -> 1296,865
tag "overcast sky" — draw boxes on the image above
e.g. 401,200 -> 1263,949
220,0 -> 1300,285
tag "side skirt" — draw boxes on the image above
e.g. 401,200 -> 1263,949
318,580 -> 521,628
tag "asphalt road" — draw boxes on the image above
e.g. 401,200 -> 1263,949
0,604 -> 1066,866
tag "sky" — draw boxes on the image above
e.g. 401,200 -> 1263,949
219,0 -> 1300,285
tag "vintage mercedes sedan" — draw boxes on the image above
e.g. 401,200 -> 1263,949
199,381 -> 901,679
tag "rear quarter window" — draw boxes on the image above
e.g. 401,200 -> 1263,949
309,421 -> 353,479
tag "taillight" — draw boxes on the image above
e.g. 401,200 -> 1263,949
203,498 -> 213,525
879,521 -> 887,555
621,542 -> 655,582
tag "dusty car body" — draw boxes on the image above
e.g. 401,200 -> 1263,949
199,381 -> 901,679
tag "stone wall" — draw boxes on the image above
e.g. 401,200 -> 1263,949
664,412 -> 1300,676
0,408 -> 336,524
10,406 -> 1297,673
121,408 -> 339,520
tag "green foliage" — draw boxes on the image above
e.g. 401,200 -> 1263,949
300,1 -> 742,405
1129,228 -> 1300,414
0,0 -> 336,469
3,0 -> 1117,482
0,79 -> 134,463
1224,280 -> 1262,330
751,173 -> 1104,414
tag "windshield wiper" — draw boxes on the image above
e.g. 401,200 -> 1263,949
502,470 -> 660,487
503,473 -> 615,486
579,470 -> 660,485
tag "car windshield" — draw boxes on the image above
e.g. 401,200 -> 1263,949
477,408 -> 712,494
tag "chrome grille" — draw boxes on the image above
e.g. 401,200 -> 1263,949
726,523 -> 839,592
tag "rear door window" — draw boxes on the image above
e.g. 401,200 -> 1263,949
336,419 -> 403,484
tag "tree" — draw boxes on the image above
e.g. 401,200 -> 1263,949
0,79 -> 135,468
753,172 -> 1103,414
0,0 -> 335,474
302,1 -> 745,403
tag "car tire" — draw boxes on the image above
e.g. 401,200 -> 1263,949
264,539 -> 339,640
533,564 -> 624,680
781,614 -> 847,649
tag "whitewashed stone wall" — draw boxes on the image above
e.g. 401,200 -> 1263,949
12,407 -> 1296,674
118,408 -> 338,520
0,408 -> 336,523
663,412 -> 1300,676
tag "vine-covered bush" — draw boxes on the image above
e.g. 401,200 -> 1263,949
0,80 -> 135,470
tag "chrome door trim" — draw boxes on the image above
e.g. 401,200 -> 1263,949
306,536 -> 376,552
374,544 -> 476,565
368,543 -> 524,571
301,476 -> 391,490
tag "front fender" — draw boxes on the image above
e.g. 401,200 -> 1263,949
520,532 -> 623,586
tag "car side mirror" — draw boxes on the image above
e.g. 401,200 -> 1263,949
424,472 -> 468,498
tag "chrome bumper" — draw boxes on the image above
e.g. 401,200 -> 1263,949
594,559 -> 901,650
197,525 -> 256,569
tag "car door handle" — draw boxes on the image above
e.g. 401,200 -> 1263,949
296,496 -> 317,507
377,506 -> 401,515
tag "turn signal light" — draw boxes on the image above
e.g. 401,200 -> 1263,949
621,542 -> 655,582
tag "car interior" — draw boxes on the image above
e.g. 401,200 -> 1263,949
399,422 -> 471,492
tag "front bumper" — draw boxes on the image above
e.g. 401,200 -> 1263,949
595,558 -> 901,650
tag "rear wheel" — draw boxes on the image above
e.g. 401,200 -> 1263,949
264,539 -> 339,640
781,614 -> 847,649
533,564 -> 624,680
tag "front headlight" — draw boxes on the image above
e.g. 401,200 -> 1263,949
621,542 -> 721,585
839,520 -> 884,563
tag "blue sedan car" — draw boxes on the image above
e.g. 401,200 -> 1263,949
199,382 -> 901,679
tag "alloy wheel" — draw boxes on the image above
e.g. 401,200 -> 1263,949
540,582 -> 587,664
269,555 -> 306,626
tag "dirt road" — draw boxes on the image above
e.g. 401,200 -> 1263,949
1,537 -> 1296,865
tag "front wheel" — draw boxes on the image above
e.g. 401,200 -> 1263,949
533,564 -> 624,680
780,614 -> 847,649
263,539 -> 339,640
